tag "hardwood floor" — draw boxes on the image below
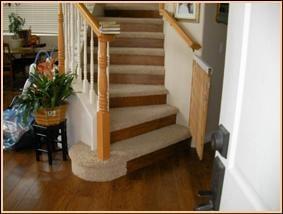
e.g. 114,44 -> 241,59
2,91 -> 215,211
3,145 -> 214,211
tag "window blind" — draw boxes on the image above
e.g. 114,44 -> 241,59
3,3 -> 58,35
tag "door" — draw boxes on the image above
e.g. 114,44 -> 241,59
218,3 -> 281,211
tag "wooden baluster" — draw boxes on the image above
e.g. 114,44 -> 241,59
106,42 -> 110,111
97,37 -> 110,160
73,4 -> 76,73
70,4 -> 74,73
66,4 -> 70,72
58,3 -> 65,74
77,9 -> 82,84
74,6 -> 77,58
83,20 -> 88,93
89,30 -> 95,104
63,3 -> 66,70
64,3 -> 68,73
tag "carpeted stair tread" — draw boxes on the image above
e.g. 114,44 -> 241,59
108,84 -> 168,97
69,142 -> 128,181
116,31 -> 164,39
111,124 -> 191,160
104,3 -> 159,11
88,31 -> 164,39
97,16 -> 163,24
110,104 -> 177,132
69,143 -> 126,168
89,47 -> 164,56
92,65 -> 165,75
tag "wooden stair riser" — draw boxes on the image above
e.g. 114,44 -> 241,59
110,94 -> 167,108
89,54 -> 164,66
111,114 -> 176,143
127,138 -> 192,172
104,10 -> 161,18
89,37 -> 164,48
108,73 -> 164,85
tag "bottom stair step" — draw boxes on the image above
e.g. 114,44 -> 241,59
111,124 -> 191,161
69,124 -> 191,182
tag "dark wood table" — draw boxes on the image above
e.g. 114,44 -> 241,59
5,46 -> 55,89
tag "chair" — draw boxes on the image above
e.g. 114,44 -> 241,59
3,43 -> 14,90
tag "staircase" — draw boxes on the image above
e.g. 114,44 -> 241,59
64,3 -> 192,181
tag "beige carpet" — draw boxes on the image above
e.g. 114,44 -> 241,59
112,124 -> 191,160
97,17 -> 163,24
69,143 -> 127,182
110,104 -> 177,131
104,3 -> 159,11
91,65 -> 165,75
91,47 -> 164,56
69,124 -> 190,182
109,84 -> 168,97
117,31 -> 164,39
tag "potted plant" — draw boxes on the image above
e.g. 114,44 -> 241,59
8,13 -> 25,49
15,69 -> 75,126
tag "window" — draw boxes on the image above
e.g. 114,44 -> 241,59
3,3 -> 58,35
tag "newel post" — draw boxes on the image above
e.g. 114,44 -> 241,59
159,3 -> 164,15
97,36 -> 110,160
58,3 -> 65,74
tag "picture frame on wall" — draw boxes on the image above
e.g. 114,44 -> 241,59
174,3 -> 200,23
216,3 -> 229,24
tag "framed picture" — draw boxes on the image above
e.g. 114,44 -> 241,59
216,3 -> 229,24
174,3 -> 200,22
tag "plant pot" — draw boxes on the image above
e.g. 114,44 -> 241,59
8,38 -> 23,50
35,104 -> 68,126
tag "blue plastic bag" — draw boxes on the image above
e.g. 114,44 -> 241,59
3,104 -> 34,150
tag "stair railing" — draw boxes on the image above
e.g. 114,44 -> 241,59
159,3 -> 201,51
59,3 -> 115,160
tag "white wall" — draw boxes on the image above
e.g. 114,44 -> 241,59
67,93 -> 97,150
164,3 -> 204,127
219,3 -> 281,211
164,3 -> 227,141
202,4 -> 227,135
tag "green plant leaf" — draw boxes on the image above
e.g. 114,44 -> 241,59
16,68 -> 75,123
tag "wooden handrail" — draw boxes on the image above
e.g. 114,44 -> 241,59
75,3 -> 100,36
159,4 -> 201,51
75,3 -> 114,42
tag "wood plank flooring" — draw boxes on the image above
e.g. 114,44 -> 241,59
3,145 -> 214,211
2,90 -> 215,211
